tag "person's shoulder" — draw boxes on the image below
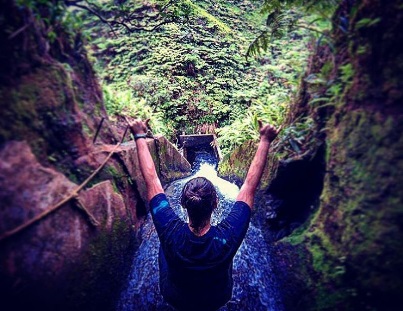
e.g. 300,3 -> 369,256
232,200 -> 252,217
234,200 -> 251,210
150,192 -> 167,204
150,193 -> 169,213
216,201 -> 251,230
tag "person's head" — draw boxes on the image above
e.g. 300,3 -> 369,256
181,177 -> 218,233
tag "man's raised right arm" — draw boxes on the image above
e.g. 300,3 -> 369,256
236,121 -> 280,209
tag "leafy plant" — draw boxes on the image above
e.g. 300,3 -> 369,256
247,0 -> 337,58
273,116 -> 317,157
85,1 -> 311,153
217,94 -> 288,156
307,62 -> 354,110
355,17 -> 381,30
103,83 -> 169,136
15,0 -> 83,41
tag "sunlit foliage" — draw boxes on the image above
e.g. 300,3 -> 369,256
83,0 -> 312,153
247,0 -> 337,58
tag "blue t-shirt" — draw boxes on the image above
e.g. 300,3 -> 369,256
150,193 -> 251,311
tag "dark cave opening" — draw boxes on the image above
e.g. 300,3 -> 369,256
258,145 -> 326,242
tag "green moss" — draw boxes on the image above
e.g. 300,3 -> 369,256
82,122 -> 92,136
105,165 -> 119,177
0,64 -> 78,159
295,108 -> 403,308
111,180 -> 120,194
66,219 -> 139,310
67,172 -> 79,184
218,140 -> 257,181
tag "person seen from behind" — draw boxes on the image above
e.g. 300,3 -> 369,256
129,118 -> 280,311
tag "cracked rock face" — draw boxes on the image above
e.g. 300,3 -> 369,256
0,141 -> 134,310
0,141 -> 128,282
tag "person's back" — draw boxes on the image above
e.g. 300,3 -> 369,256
129,118 -> 279,310
150,188 -> 251,311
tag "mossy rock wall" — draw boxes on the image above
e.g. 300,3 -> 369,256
0,1 -> 191,310
220,0 -> 403,309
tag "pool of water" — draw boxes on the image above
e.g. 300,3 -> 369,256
117,152 -> 283,311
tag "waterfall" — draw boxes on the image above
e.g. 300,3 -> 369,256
118,151 -> 283,311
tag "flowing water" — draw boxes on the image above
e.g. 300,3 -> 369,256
118,152 -> 283,311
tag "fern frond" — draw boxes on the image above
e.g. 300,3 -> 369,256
248,0 -> 337,58
247,9 -> 299,58
246,30 -> 269,59
266,9 -> 280,26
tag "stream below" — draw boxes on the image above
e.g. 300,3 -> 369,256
118,152 -> 283,311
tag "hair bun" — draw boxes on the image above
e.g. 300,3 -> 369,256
189,194 -> 201,202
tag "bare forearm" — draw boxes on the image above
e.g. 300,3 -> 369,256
244,140 -> 270,190
236,140 -> 270,207
136,138 -> 163,200
236,121 -> 279,208
136,138 -> 156,182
